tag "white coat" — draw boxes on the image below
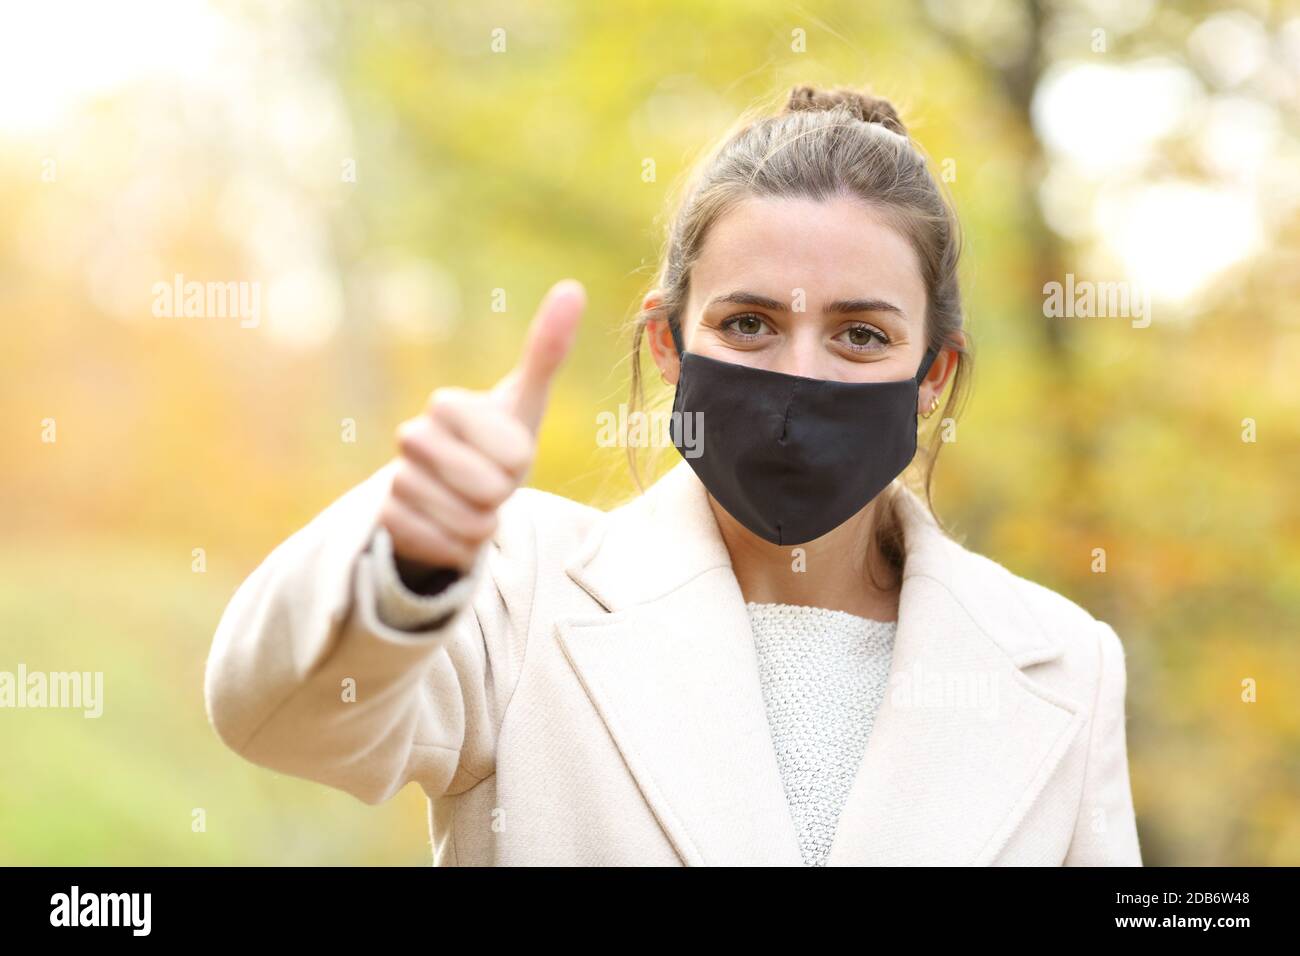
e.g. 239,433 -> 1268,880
204,460 -> 1142,866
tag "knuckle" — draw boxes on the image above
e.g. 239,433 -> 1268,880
475,466 -> 514,503
395,418 -> 423,455
391,464 -> 418,502
467,507 -> 499,541
379,498 -> 408,538
434,530 -> 473,566
502,431 -> 535,475
416,533 -> 452,566
425,386 -> 466,421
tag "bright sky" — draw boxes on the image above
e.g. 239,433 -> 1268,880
1,2 -> 1291,333
1032,50 -> 1291,309
0,0 -> 228,135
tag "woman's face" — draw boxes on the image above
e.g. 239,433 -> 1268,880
649,195 -> 942,395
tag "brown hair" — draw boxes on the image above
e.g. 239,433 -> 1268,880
625,84 -> 973,587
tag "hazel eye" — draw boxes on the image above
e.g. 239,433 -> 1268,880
720,313 -> 771,338
835,323 -> 888,351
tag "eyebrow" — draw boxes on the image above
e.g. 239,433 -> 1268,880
706,290 -> 905,316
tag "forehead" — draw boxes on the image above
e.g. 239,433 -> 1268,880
688,194 -> 925,312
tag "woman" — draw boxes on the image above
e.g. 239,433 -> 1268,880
204,85 -> 1142,866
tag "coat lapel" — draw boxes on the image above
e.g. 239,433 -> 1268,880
825,482 -> 1087,865
556,463 -> 803,866
556,462 -> 1086,866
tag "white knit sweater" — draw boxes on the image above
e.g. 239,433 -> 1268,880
368,529 -> 897,867
745,602 -> 896,867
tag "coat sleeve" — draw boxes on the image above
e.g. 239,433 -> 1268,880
203,460 -> 526,806
1063,620 -> 1143,865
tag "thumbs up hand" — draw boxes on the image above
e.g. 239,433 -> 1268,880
380,279 -> 585,573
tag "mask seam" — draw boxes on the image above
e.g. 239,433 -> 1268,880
779,380 -> 797,444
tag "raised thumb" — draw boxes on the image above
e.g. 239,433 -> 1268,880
492,279 -> 585,434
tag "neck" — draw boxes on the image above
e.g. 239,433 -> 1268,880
711,494 -> 902,622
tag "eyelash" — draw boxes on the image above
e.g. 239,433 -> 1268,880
718,314 -> 770,339
719,313 -> 890,351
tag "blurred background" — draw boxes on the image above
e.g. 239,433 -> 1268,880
1,0 -> 1298,865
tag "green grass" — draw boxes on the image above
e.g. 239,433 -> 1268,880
0,536 -> 432,865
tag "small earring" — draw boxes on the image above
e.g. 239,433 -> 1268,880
922,396 -> 939,419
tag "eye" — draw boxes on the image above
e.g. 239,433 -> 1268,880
834,323 -> 889,352
719,313 -> 773,339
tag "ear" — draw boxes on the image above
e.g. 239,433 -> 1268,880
918,330 -> 965,414
643,289 -> 683,385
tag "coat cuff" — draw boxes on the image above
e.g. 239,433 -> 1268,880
365,525 -> 484,634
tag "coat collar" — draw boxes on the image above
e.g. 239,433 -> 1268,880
556,461 -> 1086,865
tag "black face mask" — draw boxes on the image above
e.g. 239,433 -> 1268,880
667,321 -> 939,547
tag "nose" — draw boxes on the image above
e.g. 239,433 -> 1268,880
771,330 -> 834,380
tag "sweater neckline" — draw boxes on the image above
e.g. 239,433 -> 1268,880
744,600 -> 897,628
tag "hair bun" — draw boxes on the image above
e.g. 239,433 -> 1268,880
783,85 -> 907,136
